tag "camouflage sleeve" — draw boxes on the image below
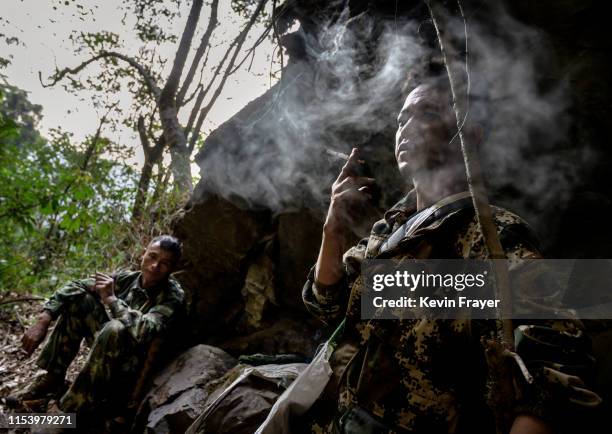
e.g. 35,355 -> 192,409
302,237 -> 369,326
302,266 -> 349,326
108,280 -> 185,345
43,278 -> 94,320
43,270 -> 135,320
469,214 -> 602,428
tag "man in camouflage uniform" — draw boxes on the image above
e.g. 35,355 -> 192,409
301,77 -> 601,433
8,235 -> 185,416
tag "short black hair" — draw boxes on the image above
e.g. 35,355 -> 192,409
149,235 -> 182,262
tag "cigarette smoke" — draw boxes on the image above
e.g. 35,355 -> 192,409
196,2 -> 593,240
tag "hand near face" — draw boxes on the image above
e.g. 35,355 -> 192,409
93,272 -> 116,304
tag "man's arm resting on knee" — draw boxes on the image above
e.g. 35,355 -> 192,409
21,311 -> 53,355
22,277 -> 93,354
95,272 -> 184,344
106,296 -> 182,344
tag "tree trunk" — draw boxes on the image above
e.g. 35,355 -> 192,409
133,116 -> 164,221
158,107 -> 193,192
156,0 -> 204,193
149,162 -> 168,208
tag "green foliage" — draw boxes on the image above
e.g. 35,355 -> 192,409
131,0 -> 182,43
0,84 -> 139,294
72,31 -> 121,53
231,0 -> 270,22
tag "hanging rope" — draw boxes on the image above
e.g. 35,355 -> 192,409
424,0 -> 514,349
424,2 -> 525,432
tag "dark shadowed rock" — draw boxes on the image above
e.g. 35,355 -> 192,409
219,317 -> 322,358
137,345 -> 237,434
238,243 -> 276,332
172,192 -> 270,339
276,211 -> 324,311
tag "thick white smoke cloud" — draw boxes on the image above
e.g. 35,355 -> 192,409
198,9 -> 422,212
197,3 -> 591,232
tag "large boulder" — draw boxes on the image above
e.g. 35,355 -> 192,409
172,192 -> 270,339
136,344 -> 237,434
275,211 -> 323,311
173,189 -> 328,354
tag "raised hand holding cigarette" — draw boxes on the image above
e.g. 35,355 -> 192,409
325,148 -> 377,233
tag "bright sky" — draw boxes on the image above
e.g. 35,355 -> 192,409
2,0 -> 280,173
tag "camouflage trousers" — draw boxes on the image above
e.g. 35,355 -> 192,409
37,291 -> 142,413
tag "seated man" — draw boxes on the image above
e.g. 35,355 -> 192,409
301,73 -> 600,433
8,235 -> 185,417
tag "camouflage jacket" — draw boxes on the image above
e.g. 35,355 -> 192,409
43,270 -> 185,345
303,191 -> 600,433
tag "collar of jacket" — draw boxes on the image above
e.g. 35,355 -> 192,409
373,191 -> 475,259
383,189 -> 418,226
133,271 -> 168,298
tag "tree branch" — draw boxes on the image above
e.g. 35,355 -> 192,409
185,86 -> 205,136
228,21 -> 274,74
272,0 -> 284,73
39,51 -> 161,99
137,115 -> 152,152
187,0 -> 269,151
160,0 -> 204,107
184,38 -> 236,139
133,117 -> 165,221
80,111 -> 107,172
426,2 -> 517,432
0,296 -> 45,306
182,82 -> 202,107
426,0 -> 512,346
176,0 -> 220,107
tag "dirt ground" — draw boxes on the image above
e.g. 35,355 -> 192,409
0,292 -> 88,432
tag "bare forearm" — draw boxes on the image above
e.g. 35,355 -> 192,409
314,224 -> 346,286
315,147 -> 373,288
22,311 -> 53,354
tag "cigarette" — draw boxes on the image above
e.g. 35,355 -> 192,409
324,148 -> 367,167
324,148 -> 350,161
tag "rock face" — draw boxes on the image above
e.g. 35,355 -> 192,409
219,317 -> 322,358
173,190 -> 328,355
136,345 -> 237,434
172,193 -> 271,341
276,212 -> 326,311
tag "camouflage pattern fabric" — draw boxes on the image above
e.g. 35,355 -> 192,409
301,191 -> 600,434
38,270 -> 184,413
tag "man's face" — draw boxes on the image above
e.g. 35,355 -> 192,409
140,242 -> 177,288
395,84 -> 458,178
